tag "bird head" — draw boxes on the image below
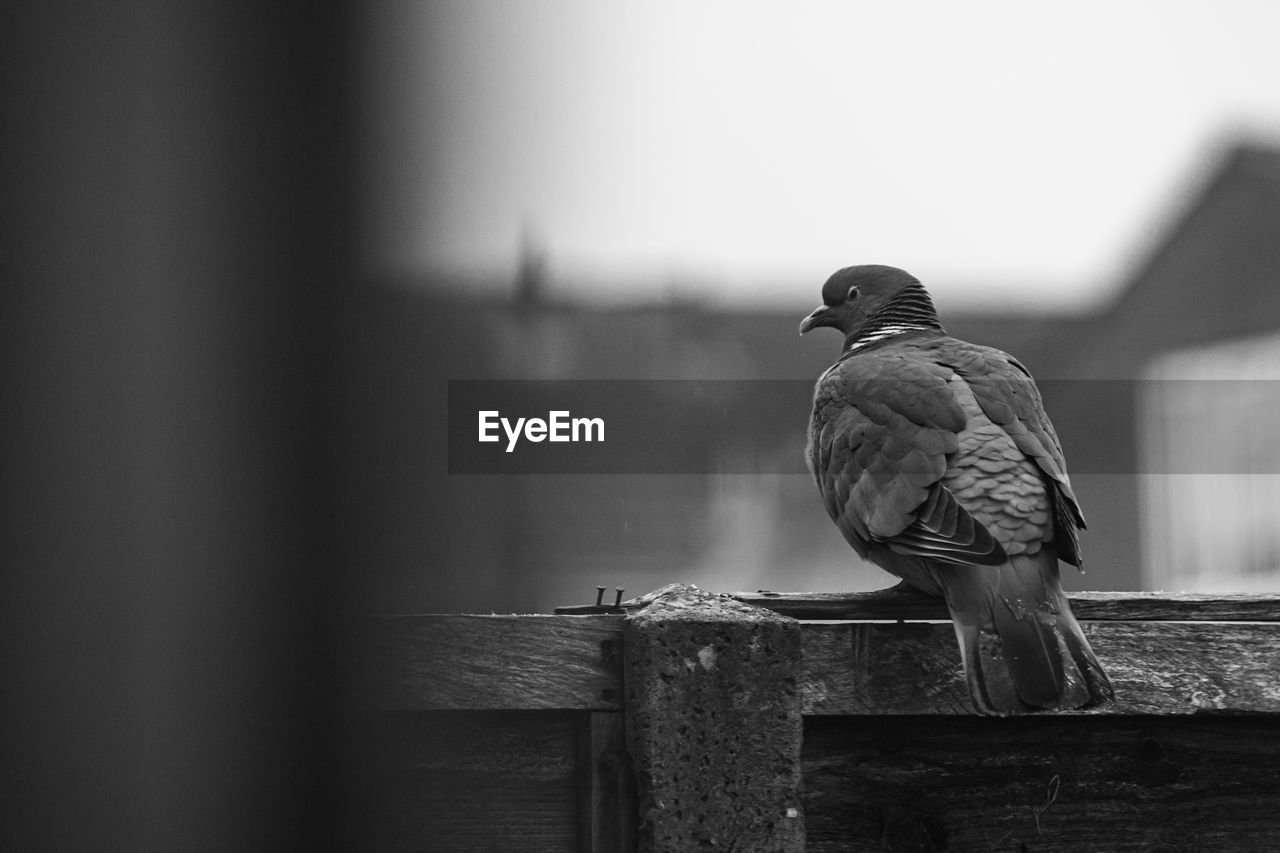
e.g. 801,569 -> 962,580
799,264 -> 943,346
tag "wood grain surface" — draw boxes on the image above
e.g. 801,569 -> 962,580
358,614 -> 624,711
732,588 -> 1280,621
361,613 -> 1280,715
803,715 -> 1280,852
351,710 -> 582,852
579,711 -> 637,853
801,620 -> 1280,715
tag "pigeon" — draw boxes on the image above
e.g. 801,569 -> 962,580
801,264 -> 1112,714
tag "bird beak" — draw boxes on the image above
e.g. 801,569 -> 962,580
799,304 -> 830,335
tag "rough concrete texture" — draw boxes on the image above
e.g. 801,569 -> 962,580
624,584 -> 805,852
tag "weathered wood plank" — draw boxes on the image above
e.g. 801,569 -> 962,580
578,711 -> 637,853
352,710 -> 582,852
803,715 -> 1280,851
362,613 -> 1280,715
1066,590 -> 1280,621
802,621 -> 1280,715
359,614 -> 624,711
733,588 -> 1280,621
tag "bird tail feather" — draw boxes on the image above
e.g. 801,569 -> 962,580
934,555 -> 1113,715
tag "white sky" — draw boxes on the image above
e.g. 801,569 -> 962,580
359,1 -> 1280,311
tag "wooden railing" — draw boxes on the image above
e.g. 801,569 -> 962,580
355,584 -> 1280,852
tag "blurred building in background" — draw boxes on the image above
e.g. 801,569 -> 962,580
1143,333 -> 1280,592
1132,145 -> 1280,592
347,142 -> 1280,614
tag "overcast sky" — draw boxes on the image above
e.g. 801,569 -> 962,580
359,1 -> 1280,311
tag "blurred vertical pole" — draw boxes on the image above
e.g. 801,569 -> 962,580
1,2 -> 352,850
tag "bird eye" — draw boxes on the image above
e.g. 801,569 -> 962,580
846,286 -> 860,302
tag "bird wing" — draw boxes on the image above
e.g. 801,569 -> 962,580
925,340 -> 1087,565
806,347 -> 1007,566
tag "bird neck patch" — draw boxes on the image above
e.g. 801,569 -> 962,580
845,324 -> 933,354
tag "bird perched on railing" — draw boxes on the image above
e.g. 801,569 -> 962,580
801,265 -> 1113,714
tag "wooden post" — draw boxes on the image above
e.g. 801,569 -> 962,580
579,711 -> 638,853
623,584 -> 805,852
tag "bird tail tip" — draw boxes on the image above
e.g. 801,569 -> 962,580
953,604 -> 1113,715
